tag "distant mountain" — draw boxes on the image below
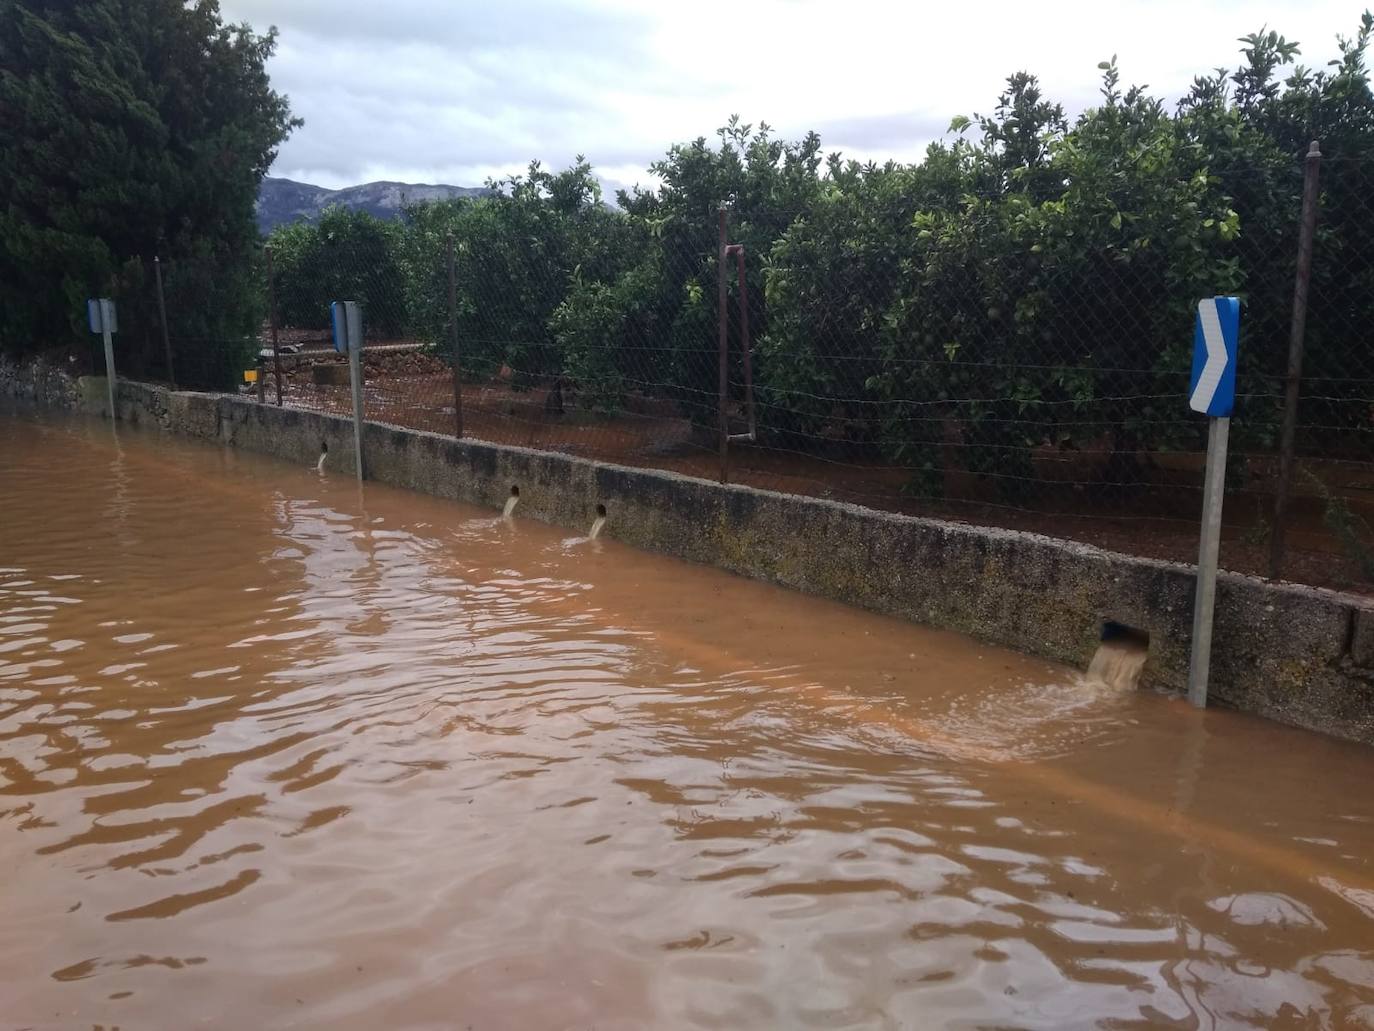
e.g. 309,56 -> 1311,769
256,176 -> 490,233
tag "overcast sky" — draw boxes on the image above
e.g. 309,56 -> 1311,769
220,0 -> 1364,195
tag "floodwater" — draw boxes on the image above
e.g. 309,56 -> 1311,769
2,411 -> 1374,1030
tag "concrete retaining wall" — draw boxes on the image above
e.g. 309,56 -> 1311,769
8,360 -> 1374,745
0,352 -> 81,409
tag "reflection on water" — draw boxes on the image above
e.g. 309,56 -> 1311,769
2,409 -> 1374,1029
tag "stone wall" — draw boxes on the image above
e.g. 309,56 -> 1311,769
0,353 -> 81,409
13,371 -> 1374,745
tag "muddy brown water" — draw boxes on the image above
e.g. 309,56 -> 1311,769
3,410 -> 1374,1030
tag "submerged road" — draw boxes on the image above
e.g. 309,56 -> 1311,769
2,409 -> 1373,1029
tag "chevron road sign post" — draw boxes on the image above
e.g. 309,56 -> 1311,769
1187,297 -> 1241,708
86,298 -> 118,417
330,300 -> 366,482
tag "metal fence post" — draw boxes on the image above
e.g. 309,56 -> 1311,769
447,232 -> 463,438
153,256 -> 175,388
717,204 -> 729,484
733,243 -> 756,441
1269,140 -> 1322,579
722,242 -> 756,443
267,246 -> 283,406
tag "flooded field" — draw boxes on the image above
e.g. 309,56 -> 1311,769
2,409 -> 1374,1029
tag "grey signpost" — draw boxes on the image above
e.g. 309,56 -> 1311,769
1186,297 -> 1241,708
331,300 -> 366,482
87,298 -> 118,417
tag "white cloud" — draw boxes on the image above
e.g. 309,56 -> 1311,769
222,0 -> 1364,190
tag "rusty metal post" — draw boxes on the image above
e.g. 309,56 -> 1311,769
266,246 -> 283,405
447,232 -> 463,438
153,256 -> 175,388
1269,140 -> 1322,579
731,244 -> 756,440
717,205 -> 729,484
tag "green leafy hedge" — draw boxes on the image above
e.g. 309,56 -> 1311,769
264,16 -> 1374,485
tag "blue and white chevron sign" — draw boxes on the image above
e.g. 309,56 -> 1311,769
1189,297 -> 1240,417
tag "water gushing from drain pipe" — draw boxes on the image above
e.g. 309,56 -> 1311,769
503,486 -> 520,519
315,442 -> 328,473
589,503 -> 607,539
1085,622 -> 1149,692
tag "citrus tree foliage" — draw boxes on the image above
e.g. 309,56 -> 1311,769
761,19 -> 1372,492
392,160 -> 630,386
0,0 -> 296,384
610,117 -> 829,424
268,207 -> 405,334
267,15 -> 1372,482
278,174 -> 616,364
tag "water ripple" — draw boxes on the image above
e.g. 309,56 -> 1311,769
2,411 -> 1374,1028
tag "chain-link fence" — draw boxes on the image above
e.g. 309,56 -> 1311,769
83,250 -> 263,394
137,149 -> 1374,593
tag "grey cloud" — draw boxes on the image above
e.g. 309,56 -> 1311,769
223,0 -> 686,186
802,112 -> 955,156
227,0 -> 653,55
226,0 -> 1336,192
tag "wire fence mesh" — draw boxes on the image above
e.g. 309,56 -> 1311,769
134,149 -> 1374,593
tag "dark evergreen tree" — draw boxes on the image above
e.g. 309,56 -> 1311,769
0,0 -> 297,384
